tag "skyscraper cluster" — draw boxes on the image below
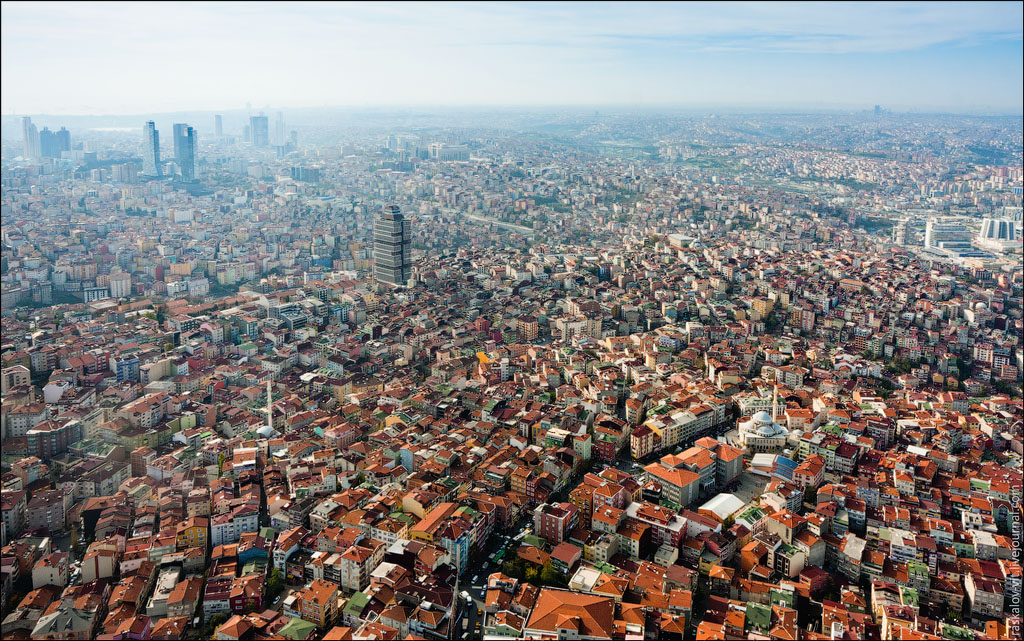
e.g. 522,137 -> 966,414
21,117 -> 70,159
142,121 -> 196,182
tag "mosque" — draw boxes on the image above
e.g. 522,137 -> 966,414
737,386 -> 788,454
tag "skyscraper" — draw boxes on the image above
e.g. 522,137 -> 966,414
214,114 -> 223,138
22,116 -> 40,159
56,127 -> 71,154
250,115 -> 269,147
374,205 -> 412,286
142,121 -> 161,177
39,127 -> 58,158
172,123 -> 187,161
173,124 -> 197,183
274,111 -> 285,147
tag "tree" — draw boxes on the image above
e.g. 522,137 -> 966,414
540,563 -> 567,587
523,565 -> 540,584
804,486 -> 818,505
267,568 -> 285,600
208,613 -> 228,633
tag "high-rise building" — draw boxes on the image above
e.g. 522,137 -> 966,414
892,217 -> 909,246
374,205 -> 412,286
172,123 -> 187,161
173,124 -> 197,183
142,121 -> 161,177
250,115 -> 269,147
214,114 -> 223,138
37,126 -> 69,158
22,117 -> 40,159
39,127 -> 58,157
274,112 -> 285,147
56,127 -> 71,154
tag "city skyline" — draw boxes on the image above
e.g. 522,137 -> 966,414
1,1 -> 1021,116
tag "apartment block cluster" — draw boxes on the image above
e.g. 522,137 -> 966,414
0,114 -> 1021,640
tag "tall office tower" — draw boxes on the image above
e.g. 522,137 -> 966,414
22,117 -> 40,159
172,123 -> 187,162
39,127 -> 59,157
250,114 -> 269,147
214,114 -> 223,138
174,125 -> 197,183
274,112 -> 285,146
243,125 -> 251,144
373,205 -> 412,286
56,127 -> 71,154
142,121 -> 161,177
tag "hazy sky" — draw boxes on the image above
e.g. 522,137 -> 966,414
2,1 -> 1021,115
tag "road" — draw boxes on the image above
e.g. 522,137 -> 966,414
458,211 -> 536,238
456,515 -> 533,639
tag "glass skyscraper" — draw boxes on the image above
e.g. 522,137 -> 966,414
173,124 -> 197,183
374,205 -> 412,286
250,115 -> 269,147
142,121 -> 161,177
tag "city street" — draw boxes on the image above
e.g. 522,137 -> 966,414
455,515 -> 533,638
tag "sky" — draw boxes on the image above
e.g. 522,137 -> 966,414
2,1 -> 1022,115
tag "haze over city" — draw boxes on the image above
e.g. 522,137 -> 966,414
1,3 -> 1022,641
2,1 -> 1022,115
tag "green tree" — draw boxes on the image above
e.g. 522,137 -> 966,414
267,568 -> 285,600
540,562 -> 566,587
523,565 -> 540,584
208,613 -> 228,633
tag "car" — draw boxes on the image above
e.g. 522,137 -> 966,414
461,590 -> 471,601
477,608 -> 483,616
471,575 -> 478,583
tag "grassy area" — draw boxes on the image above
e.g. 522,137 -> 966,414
681,156 -> 744,171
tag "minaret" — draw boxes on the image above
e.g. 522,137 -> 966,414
266,378 -> 273,431
772,383 -> 778,421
